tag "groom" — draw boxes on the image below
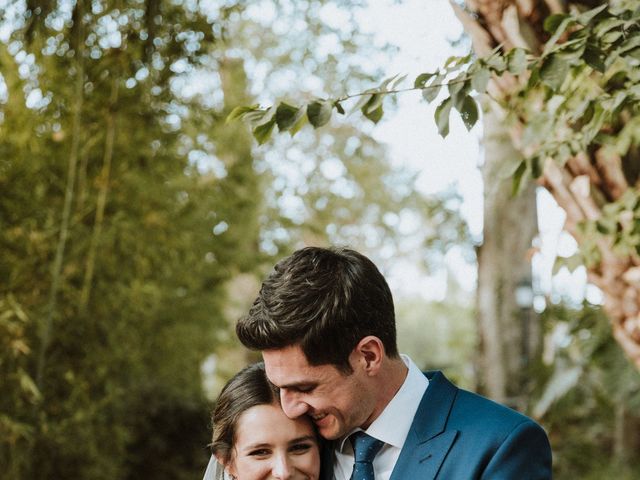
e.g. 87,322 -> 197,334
236,246 -> 552,479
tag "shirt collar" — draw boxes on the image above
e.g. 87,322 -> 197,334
337,354 -> 429,451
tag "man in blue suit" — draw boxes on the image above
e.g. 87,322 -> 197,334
237,246 -> 552,479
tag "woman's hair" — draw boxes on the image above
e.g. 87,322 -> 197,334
210,362 -> 280,465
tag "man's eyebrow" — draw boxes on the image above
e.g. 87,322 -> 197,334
276,381 -> 317,390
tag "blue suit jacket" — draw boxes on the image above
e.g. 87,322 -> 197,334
321,371 -> 552,479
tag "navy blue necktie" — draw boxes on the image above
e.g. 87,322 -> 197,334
349,431 -> 384,480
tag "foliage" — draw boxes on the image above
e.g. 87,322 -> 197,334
534,303 -> 640,478
396,282 -> 476,389
0,0 -> 474,477
230,3 -> 639,176
0,0 -> 248,477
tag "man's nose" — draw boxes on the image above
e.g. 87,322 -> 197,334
280,389 -> 309,418
272,452 -> 293,479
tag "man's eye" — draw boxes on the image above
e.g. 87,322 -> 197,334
296,386 -> 315,393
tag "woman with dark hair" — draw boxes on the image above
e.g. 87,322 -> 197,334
203,362 -> 321,480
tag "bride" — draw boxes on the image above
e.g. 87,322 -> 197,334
203,362 -> 322,480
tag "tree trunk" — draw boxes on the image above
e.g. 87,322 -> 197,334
79,78 -> 119,313
35,0 -> 85,390
454,0 -> 640,371
476,106 -> 539,407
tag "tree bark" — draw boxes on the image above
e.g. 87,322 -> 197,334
476,106 -> 539,406
455,0 -> 640,372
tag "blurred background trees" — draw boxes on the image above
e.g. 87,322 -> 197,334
0,0 -> 466,477
1,0 -> 639,478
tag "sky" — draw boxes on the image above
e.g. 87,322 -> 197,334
353,0 -> 482,300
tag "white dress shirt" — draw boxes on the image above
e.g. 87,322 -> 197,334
333,354 -> 429,480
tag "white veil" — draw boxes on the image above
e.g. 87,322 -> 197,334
203,455 -> 229,480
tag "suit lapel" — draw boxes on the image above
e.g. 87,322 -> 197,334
390,371 -> 459,480
320,440 -> 335,480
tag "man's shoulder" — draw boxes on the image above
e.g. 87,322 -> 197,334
423,370 -> 542,431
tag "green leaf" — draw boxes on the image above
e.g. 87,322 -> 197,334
414,72 -> 436,88
543,16 -> 574,55
526,66 -> 541,89
556,37 -> 587,62
507,48 -> 527,75
577,4 -> 608,26
594,17 -> 625,37
539,54 -> 569,90
602,31 -> 623,44
447,74 -> 467,99
379,74 -> 400,91
226,105 -> 260,123
629,47 -> 640,61
252,119 -> 276,145
363,104 -> 384,124
444,55 -> 459,67
531,156 -> 543,179
334,101 -> 345,115
362,93 -> 383,115
422,86 -> 441,103
582,44 -> 606,72
616,36 -> 640,56
289,114 -> 308,136
511,160 -> 528,196
434,97 -> 453,137
582,103 -> 607,143
351,92 -> 374,114
243,108 -> 271,126
456,95 -> 479,131
422,73 -> 444,102
544,13 -> 571,34
486,53 -> 507,73
275,102 -> 304,132
471,67 -> 491,93
307,100 -> 332,128
392,74 -> 408,89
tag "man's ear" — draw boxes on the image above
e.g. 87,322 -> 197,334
354,336 -> 384,374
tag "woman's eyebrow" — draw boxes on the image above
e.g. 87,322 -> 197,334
288,435 -> 317,445
241,442 -> 271,451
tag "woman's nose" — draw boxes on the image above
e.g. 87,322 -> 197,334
272,452 -> 293,479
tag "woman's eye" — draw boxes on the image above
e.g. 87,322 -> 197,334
248,449 -> 270,457
290,442 -> 313,453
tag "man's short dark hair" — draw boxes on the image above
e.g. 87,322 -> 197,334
236,246 -> 399,372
